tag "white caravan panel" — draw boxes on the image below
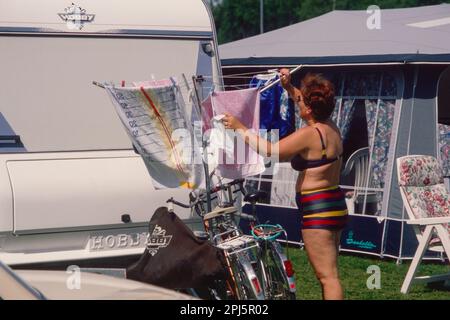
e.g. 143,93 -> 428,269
7,156 -> 188,234
0,37 -> 202,152
0,0 -> 212,33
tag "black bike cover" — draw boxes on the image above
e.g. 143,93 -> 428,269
127,207 -> 228,289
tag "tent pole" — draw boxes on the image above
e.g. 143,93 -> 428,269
381,69 -> 406,259
407,65 -> 419,155
398,65 -> 420,263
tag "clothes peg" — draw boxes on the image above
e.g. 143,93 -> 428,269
92,81 -> 105,89
195,75 -> 205,83
209,84 -> 216,95
169,77 -> 177,86
150,74 -> 156,86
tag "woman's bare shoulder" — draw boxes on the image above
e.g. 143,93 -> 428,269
297,125 -> 315,134
326,120 -> 342,136
281,126 -> 314,148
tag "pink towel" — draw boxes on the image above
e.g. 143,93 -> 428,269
203,87 -> 265,179
200,95 -> 214,132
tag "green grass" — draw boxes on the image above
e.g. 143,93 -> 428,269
288,247 -> 450,300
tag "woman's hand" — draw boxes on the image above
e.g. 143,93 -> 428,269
279,68 -> 292,90
222,113 -> 246,131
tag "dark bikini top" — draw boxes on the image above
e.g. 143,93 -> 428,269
291,127 -> 340,172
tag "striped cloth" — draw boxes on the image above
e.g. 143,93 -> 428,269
295,186 -> 348,230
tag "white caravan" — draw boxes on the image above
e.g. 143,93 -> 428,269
0,0 -> 222,266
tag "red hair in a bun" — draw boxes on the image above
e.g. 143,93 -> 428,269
300,73 -> 335,121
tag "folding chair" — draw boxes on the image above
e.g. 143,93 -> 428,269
396,155 -> 450,294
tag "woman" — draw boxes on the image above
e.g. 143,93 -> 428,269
222,69 -> 347,300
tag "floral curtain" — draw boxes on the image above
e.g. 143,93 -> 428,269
338,99 -> 356,141
365,99 -> 396,189
365,99 -> 378,143
364,99 -> 396,214
438,123 -> 450,177
322,72 -> 397,215
331,99 -> 340,125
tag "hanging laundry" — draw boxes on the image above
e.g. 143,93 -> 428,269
250,74 -> 296,141
199,95 -> 219,171
202,87 -> 266,179
210,114 -> 235,159
104,79 -> 204,190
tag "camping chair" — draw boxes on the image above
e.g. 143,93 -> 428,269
341,147 -> 378,214
396,155 -> 450,294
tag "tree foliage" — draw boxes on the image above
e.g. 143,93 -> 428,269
212,0 -> 450,44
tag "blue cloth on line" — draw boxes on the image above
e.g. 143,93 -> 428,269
250,74 -> 295,140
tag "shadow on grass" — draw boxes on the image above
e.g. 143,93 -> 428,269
426,281 -> 450,292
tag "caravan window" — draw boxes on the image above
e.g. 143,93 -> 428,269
0,37 -> 212,153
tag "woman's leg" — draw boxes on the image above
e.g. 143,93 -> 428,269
302,228 -> 343,300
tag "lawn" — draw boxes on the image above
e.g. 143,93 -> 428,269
288,247 -> 450,300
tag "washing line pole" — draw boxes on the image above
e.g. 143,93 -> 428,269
192,75 -> 212,213
259,65 -> 303,93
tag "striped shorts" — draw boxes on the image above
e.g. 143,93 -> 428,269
295,186 -> 348,230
